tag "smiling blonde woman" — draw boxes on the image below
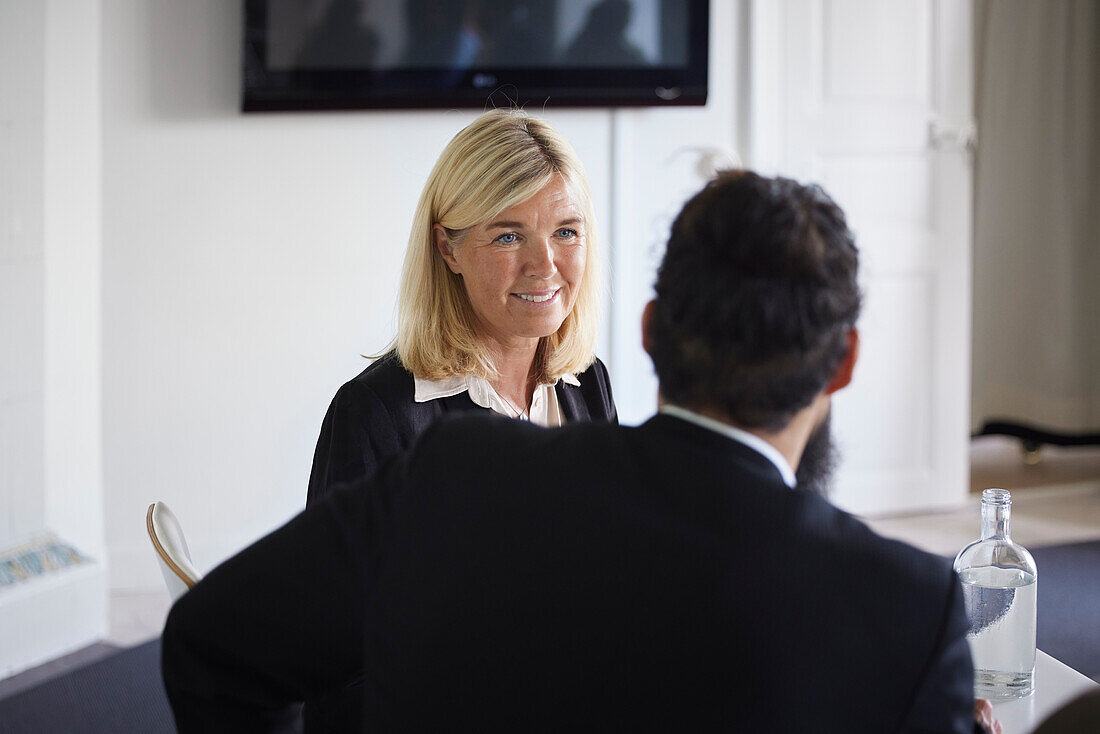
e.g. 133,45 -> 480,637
307,110 -> 617,506
300,108 -> 616,732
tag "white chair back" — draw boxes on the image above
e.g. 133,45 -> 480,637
146,502 -> 202,601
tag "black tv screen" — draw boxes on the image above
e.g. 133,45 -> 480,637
243,0 -> 709,111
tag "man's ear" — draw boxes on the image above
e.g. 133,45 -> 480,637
641,300 -> 657,357
433,224 -> 461,274
825,328 -> 860,395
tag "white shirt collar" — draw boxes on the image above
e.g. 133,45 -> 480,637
414,372 -> 580,406
659,404 -> 797,488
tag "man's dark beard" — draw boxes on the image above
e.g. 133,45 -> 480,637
795,412 -> 838,496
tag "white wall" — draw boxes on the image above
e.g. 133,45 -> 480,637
0,0 -> 47,551
1,0 -> 105,560
44,0 -> 106,561
101,0 -> 743,590
0,0 -> 108,674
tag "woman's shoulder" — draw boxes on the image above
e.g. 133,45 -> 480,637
574,355 -> 612,389
333,351 -> 415,410
564,355 -> 617,423
578,355 -> 610,377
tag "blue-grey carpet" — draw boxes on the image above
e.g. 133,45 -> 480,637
0,639 -> 173,734
1030,539 -> 1100,680
0,643 -> 120,701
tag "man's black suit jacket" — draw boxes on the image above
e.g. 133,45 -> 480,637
301,354 -> 616,729
162,413 -> 975,733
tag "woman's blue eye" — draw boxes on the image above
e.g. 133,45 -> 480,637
557,228 -> 577,238
496,233 -> 518,244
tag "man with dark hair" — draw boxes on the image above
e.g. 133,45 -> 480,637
647,171 -> 862,495
163,172 -> 987,732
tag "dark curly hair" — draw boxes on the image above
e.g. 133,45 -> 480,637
648,170 -> 862,431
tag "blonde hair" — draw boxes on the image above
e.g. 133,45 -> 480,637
395,109 -> 600,382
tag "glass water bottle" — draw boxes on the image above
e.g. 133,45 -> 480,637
953,488 -> 1038,698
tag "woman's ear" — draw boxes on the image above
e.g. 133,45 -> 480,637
433,224 -> 461,274
825,329 -> 860,395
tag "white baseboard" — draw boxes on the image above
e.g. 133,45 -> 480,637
0,560 -> 108,679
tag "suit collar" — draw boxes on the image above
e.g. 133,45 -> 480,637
658,405 -> 796,487
640,413 -> 791,488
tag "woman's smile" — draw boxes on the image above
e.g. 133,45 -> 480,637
513,289 -> 561,304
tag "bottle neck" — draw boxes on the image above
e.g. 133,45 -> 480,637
981,500 -> 1011,540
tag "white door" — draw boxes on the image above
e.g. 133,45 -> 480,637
751,0 -> 975,515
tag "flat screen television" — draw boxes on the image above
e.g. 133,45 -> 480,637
243,0 -> 709,111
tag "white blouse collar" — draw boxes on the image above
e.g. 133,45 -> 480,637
414,372 -> 580,407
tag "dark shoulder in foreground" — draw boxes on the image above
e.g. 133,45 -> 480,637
413,409 -> 613,449
795,488 -> 956,585
400,409 -> 619,484
413,410 -> 955,594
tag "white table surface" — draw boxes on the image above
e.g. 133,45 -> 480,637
989,650 -> 1099,733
